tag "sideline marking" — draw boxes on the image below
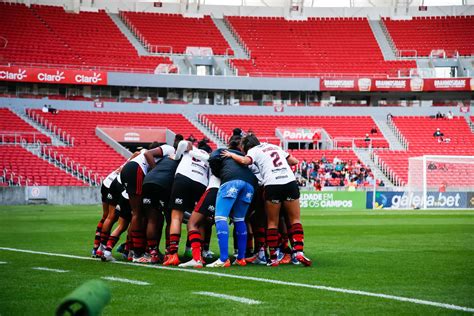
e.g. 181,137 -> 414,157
32,267 -> 69,273
101,276 -> 150,286
193,291 -> 261,305
1,247 -> 473,313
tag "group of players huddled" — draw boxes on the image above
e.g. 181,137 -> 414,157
91,128 -> 311,268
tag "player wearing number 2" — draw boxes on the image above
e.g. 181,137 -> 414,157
223,134 -> 312,267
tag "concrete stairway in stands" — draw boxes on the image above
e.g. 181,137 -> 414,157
372,116 -> 406,150
10,108 -> 68,146
108,13 -> 150,56
182,112 -> 226,148
368,19 -> 396,60
211,17 -> 249,59
353,148 -> 394,187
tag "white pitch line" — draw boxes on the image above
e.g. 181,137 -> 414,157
194,291 -> 261,305
1,247 -> 473,313
0,261 -> 7,264
101,276 -> 150,286
32,267 -> 69,273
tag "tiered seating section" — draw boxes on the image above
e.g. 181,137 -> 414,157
1,145 -> 85,186
383,16 -> 474,57
121,12 -> 231,55
374,116 -> 474,186
0,108 -> 50,144
28,110 -> 214,178
199,114 -> 389,148
0,3 -> 172,72
226,16 -> 416,77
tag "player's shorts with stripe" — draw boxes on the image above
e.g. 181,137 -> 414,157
141,183 -> 171,212
117,196 -> 132,222
100,178 -> 123,205
169,174 -> 206,212
264,181 -> 300,203
120,161 -> 144,196
194,187 -> 218,219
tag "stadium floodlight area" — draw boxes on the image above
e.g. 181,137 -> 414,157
404,155 -> 474,209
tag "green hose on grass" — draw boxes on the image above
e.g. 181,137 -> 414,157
56,280 -> 110,316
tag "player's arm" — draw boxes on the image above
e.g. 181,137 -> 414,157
286,154 -> 299,166
174,140 -> 193,160
221,150 -> 252,165
144,147 -> 164,170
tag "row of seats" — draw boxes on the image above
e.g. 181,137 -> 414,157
120,12 -> 231,55
28,109 -> 215,178
1,145 -> 86,186
226,16 -> 416,76
382,16 -> 474,56
374,116 -> 474,186
0,3 -> 173,72
0,108 -> 50,144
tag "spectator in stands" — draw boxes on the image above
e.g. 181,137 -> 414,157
313,179 -> 322,191
386,113 -> 393,120
446,111 -> 453,120
312,131 -> 321,149
378,180 -> 385,187
433,128 -> 444,138
438,182 -> 447,192
435,111 -> 444,119
42,104 -> 48,113
370,126 -> 378,134
48,105 -> 59,114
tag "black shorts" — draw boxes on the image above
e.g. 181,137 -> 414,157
247,185 -> 265,220
117,196 -> 132,222
100,179 -> 122,205
194,188 -> 218,219
169,174 -> 207,212
120,161 -> 144,196
264,181 -> 300,204
141,183 -> 171,211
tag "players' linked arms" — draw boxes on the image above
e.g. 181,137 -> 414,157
221,150 -> 252,165
144,147 -> 164,169
174,140 -> 192,160
287,155 -> 299,166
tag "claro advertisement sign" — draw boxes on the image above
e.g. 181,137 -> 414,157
0,66 -> 107,85
300,191 -> 366,210
366,191 -> 470,209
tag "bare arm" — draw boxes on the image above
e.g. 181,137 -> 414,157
286,155 -> 299,166
144,147 -> 164,170
174,140 -> 193,160
221,150 -> 252,165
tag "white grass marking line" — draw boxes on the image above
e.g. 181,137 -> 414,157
101,276 -> 150,286
194,291 -> 261,305
0,261 -> 7,264
1,247 -> 473,313
31,267 -> 69,273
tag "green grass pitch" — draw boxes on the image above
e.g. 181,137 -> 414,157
0,205 -> 473,315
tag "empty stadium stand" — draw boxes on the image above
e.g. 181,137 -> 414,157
0,108 -> 50,144
27,110 -> 214,177
120,12 -> 231,55
226,16 -> 416,77
0,3 -> 173,72
1,145 -> 86,186
383,16 -> 474,57
373,116 -> 474,185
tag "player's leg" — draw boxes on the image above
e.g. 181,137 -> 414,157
102,197 -> 131,261
163,209 -> 184,266
207,182 -> 237,267
231,181 -> 254,265
283,182 -> 311,266
179,211 -> 206,268
98,204 -> 119,256
92,202 -> 109,257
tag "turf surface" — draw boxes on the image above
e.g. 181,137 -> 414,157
0,205 -> 473,315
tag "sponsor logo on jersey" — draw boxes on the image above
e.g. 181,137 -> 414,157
107,193 -> 113,200
207,205 -> 215,212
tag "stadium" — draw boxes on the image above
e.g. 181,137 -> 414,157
0,0 -> 473,314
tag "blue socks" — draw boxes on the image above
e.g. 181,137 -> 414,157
234,220 -> 247,260
215,219 -> 229,262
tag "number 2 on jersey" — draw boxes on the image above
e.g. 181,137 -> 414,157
270,151 -> 282,167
